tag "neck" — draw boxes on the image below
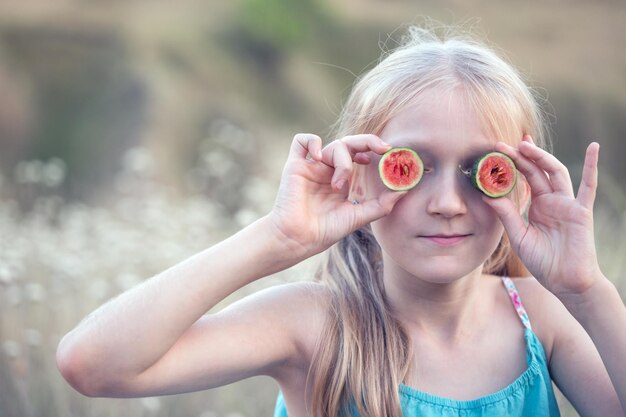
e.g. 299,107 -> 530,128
382,262 -> 488,344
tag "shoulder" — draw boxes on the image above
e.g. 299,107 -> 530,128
243,280 -> 331,322
222,281 -> 331,363
510,277 -> 624,415
233,280 -> 330,309
222,280 -> 330,318
505,276 -> 573,361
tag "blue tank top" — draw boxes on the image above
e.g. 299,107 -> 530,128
273,277 -> 561,417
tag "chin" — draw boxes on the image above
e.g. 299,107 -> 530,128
406,261 -> 485,284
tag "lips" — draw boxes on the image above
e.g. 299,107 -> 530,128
420,234 -> 471,247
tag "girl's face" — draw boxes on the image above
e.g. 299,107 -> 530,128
367,89 -> 507,284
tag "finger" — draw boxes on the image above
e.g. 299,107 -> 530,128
321,135 -> 390,166
353,152 -> 371,165
576,142 -> 599,210
481,195 -> 527,252
495,141 -> 552,197
290,133 -> 323,160
322,135 -> 390,190
322,141 -> 354,191
517,140 -> 574,196
353,191 -> 408,225
340,134 -> 391,156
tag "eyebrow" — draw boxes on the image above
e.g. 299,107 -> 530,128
392,141 -> 494,159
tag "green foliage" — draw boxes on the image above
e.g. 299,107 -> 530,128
241,0 -> 307,48
0,3 -> 625,416
225,0 -> 334,77
0,26 -> 146,201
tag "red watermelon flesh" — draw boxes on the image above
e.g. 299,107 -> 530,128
378,148 -> 423,191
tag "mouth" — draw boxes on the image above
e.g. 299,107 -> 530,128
420,234 -> 472,247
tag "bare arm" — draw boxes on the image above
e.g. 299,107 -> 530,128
521,277 -> 624,417
56,216 -> 307,396
56,133 -> 402,397
487,138 -> 625,414
556,276 -> 626,416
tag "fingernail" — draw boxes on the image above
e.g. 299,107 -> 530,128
335,179 -> 345,189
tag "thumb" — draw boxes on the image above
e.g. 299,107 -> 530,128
482,195 -> 526,248
356,191 -> 407,227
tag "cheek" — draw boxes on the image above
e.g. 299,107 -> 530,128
370,195 -> 417,248
475,201 -> 505,241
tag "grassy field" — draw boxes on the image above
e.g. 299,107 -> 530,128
2,148 -> 626,417
0,145 -> 291,416
1,1 -> 625,416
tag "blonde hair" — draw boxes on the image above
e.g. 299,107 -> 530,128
308,25 -> 550,417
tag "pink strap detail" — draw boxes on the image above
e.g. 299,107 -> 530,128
501,277 -> 532,330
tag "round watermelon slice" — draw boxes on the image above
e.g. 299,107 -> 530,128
470,151 -> 517,198
378,147 -> 423,191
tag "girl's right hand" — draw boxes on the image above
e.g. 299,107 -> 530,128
268,133 -> 407,259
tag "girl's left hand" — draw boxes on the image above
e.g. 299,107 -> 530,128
484,135 -> 605,301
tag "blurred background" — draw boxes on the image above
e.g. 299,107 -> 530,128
0,1 -> 625,416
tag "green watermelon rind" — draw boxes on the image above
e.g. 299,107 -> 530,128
378,147 -> 423,191
471,151 -> 517,198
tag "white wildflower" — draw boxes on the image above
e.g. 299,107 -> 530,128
140,397 -> 161,413
2,340 -> 20,358
0,265 -> 15,285
203,149 -> 235,177
14,160 -> 44,184
123,147 -> 155,175
116,272 -> 141,291
26,283 -> 47,303
234,208 -> 257,228
88,279 -> 110,301
24,329 -> 42,347
242,177 -> 275,207
212,119 -> 249,151
42,158 -> 67,187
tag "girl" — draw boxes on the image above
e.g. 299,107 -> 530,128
57,26 -> 626,416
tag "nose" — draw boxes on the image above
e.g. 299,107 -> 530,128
426,169 -> 468,218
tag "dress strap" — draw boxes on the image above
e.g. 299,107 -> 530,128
501,277 -> 532,330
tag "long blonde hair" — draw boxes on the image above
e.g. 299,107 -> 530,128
308,25 -> 550,417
